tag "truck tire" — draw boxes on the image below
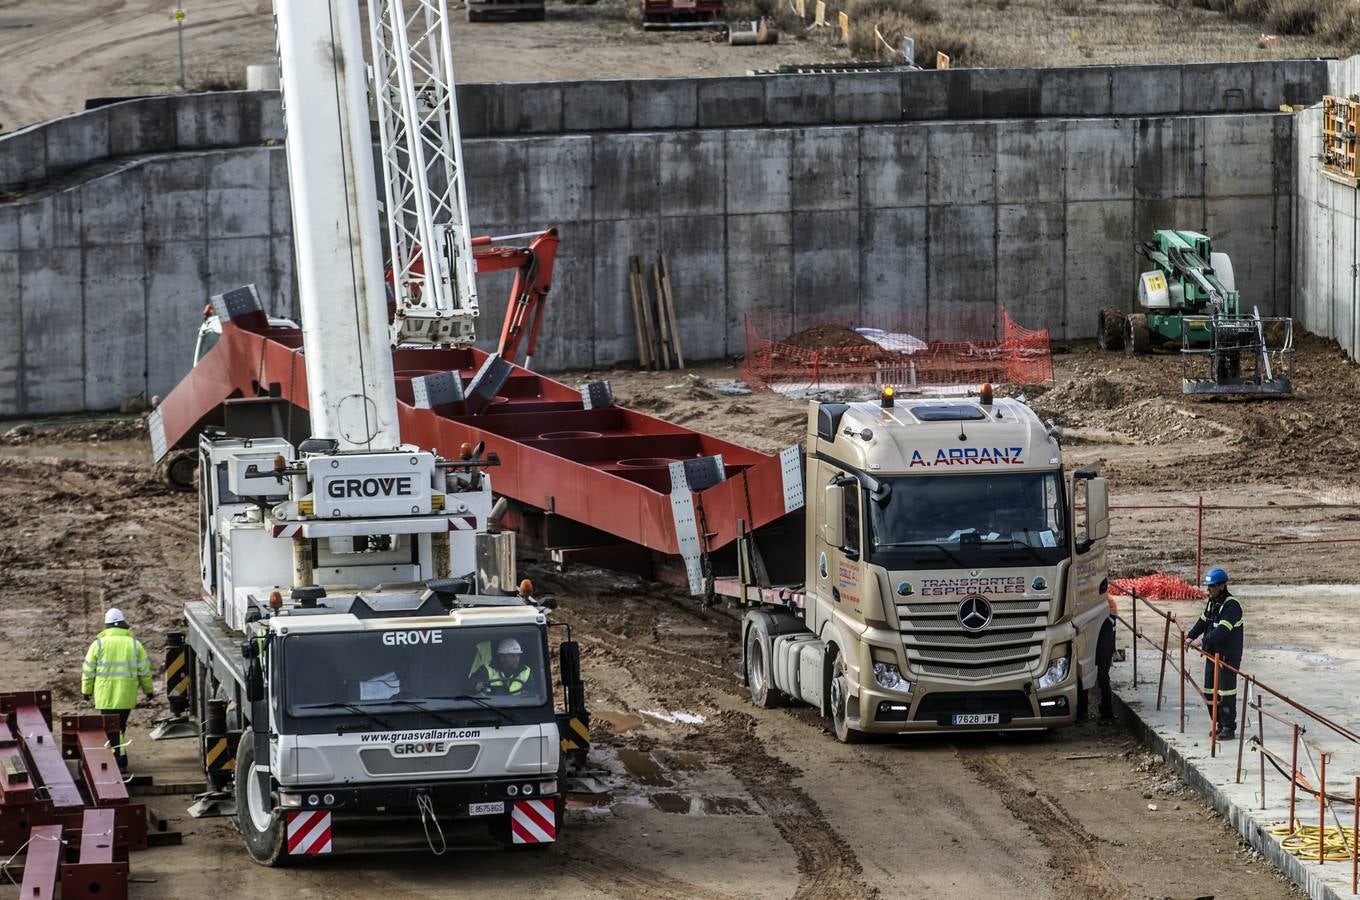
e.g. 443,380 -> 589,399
234,728 -> 289,867
1096,307 -> 1125,351
829,655 -> 865,744
1125,314 -> 1151,356
159,449 -> 197,492
744,627 -> 778,708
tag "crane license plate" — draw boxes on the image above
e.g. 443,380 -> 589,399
468,801 -> 505,816
952,713 -> 1000,725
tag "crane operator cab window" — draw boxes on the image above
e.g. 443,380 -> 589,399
282,625 -> 548,730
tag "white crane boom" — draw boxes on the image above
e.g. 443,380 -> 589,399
368,0 -> 480,346
274,0 -> 400,450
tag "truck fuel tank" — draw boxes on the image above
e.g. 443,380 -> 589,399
773,633 -> 824,707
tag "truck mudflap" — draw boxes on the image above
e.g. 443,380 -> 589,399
509,799 -> 557,844
286,811 -> 333,855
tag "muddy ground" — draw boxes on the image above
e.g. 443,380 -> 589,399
5,336 -> 1354,897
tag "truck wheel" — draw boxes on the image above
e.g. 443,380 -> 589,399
745,628 -> 778,708
1097,307 -> 1125,351
829,657 -> 865,744
159,449 -> 197,492
234,729 -> 289,867
1125,314 -> 1151,355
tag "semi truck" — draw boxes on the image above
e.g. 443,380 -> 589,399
157,0 -> 586,862
737,384 -> 1112,741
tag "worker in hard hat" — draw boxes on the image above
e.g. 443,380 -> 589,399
81,609 -> 155,770
472,638 -> 533,696
1185,567 -> 1244,740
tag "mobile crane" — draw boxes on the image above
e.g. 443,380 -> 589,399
167,0 -> 585,863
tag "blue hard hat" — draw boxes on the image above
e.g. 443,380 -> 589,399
1203,567 -> 1228,586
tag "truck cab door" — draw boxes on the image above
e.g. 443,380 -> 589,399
817,477 -> 865,625
1069,474 -> 1111,684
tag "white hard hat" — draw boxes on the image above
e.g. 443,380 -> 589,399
104,608 -> 125,625
496,638 -> 523,655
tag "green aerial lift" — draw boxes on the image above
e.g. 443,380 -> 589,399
1098,229 -> 1294,397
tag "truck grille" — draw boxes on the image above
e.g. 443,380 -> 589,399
359,745 -> 480,776
897,598 -> 1049,680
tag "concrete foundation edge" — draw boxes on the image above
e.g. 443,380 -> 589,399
1115,692 -> 1347,900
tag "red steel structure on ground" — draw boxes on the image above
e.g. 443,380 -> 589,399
742,308 -> 1054,394
152,311 -> 800,591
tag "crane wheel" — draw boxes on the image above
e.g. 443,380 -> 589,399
234,729 -> 290,867
1124,314 -> 1151,356
1097,307 -> 1125,351
160,450 -> 197,492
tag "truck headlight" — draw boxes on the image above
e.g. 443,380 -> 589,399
872,661 -> 912,693
1037,654 -> 1070,690
279,793 -> 302,808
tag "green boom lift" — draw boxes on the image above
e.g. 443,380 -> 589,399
1098,229 -> 1293,397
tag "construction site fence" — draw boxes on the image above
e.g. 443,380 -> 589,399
1115,592 -> 1360,891
741,309 -> 1054,394
1106,497 -> 1360,599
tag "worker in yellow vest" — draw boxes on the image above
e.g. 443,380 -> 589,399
472,638 -> 533,695
81,608 -> 155,770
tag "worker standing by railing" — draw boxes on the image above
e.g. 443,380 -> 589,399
1186,567 -> 1244,740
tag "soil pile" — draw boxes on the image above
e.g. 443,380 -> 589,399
2,417 -> 148,445
779,325 -> 876,351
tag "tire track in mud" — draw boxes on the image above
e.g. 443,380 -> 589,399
550,581 -> 877,900
561,848 -> 742,900
956,749 -> 1128,900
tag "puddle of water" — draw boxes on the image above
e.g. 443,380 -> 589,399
593,710 -> 645,733
701,796 -> 756,816
617,749 -> 673,787
649,792 -> 692,814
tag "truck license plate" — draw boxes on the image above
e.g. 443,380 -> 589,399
952,713 -> 1000,726
468,801 -> 505,816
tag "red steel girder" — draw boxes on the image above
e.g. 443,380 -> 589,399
61,808 -> 128,900
0,717 -> 36,808
153,321 -> 796,560
0,692 -> 82,811
18,824 -> 62,900
62,715 -> 129,807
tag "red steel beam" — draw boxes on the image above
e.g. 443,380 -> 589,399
62,715 -> 129,807
0,693 -> 83,811
0,717 -> 36,808
60,808 -> 128,900
153,321 -> 796,560
18,824 -> 62,900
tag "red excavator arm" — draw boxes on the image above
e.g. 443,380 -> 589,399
474,228 -> 560,368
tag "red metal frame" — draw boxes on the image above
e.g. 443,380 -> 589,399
18,824 -> 62,900
154,319 -> 793,564
60,808 -> 128,900
62,715 -> 130,808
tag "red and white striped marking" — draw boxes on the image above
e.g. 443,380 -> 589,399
286,810 -> 332,855
271,523 -> 303,538
509,799 -> 556,844
448,516 -> 478,531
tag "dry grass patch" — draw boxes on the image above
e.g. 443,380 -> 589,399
844,0 -> 974,66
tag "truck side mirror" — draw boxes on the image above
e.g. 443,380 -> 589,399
559,640 -> 586,714
244,655 -> 265,704
1086,477 -> 1110,542
822,484 -> 844,547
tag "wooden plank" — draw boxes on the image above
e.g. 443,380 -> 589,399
631,256 -> 659,370
651,260 -> 672,370
659,254 -> 685,369
627,257 -> 651,369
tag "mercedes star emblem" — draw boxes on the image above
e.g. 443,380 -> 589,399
957,595 -> 993,632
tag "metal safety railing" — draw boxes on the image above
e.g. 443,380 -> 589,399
1113,590 -> 1360,891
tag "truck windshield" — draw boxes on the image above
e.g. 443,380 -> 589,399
282,624 -> 548,718
866,472 -> 1066,568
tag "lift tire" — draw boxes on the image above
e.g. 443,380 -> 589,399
1124,314 -> 1152,356
160,450 -> 197,492
235,729 -> 289,867
745,627 -> 779,709
829,657 -> 865,744
1096,307 -> 1125,351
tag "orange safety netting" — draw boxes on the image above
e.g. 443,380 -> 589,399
741,308 -> 1053,393
1110,573 -> 1206,602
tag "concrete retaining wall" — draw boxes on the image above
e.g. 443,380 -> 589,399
0,66 -> 1312,416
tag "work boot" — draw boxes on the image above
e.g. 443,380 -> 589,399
1216,726 -> 1236,741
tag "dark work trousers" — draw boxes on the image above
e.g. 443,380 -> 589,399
1201,659 -> 1239,732
1095,616 -> 1117,719
98,708 -> 133,770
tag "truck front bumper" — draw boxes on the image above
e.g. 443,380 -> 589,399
852,678 -> 1079,734
276,774 -> 559,819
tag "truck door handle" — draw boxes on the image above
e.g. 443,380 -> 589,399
832,587 -> 841,603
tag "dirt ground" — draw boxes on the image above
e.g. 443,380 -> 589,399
6,334 -> 1357,897
0,0 -> 1345,131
